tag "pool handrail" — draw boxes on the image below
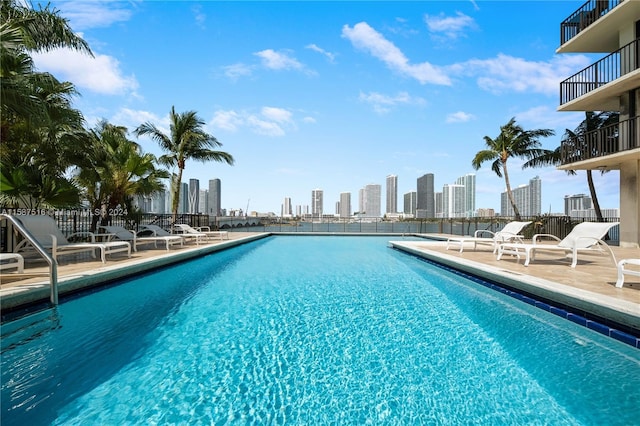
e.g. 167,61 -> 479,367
1,214 -> 58,305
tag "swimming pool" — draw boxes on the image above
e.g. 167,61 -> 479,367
1,236 -> 639,424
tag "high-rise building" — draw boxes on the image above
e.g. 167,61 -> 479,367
386,174 -> 398,214
476,208 -> 495,217
556,0 -> 639,247
564,194 -> 592,216
311,189 -> 323,218
188,179 -> 199,214
361,184 -> 381,217
455,173 -> 476,217
339,192 -> 351,218
178,182 -> 189,214
198,189 -> 208,214
500,176 -> 542,217
416,173 -> 435,218
529,176 -> 541,216
149,190 -> 166,214
208,179 -> 221,216
442,184 -> 465,218
435,192 -> 443,218
403,191 -> 417,215
282,197 -> 293,217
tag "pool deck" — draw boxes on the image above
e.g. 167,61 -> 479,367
1,232 -> 639,337
390,236 -> 639,337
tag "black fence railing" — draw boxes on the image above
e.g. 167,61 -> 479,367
561,115 -> 639,164
0,209 -> 212,251
560,0 -> 620,45
214,216 -> 620,244
0,211 -> 620,252
560,38 -> 640,105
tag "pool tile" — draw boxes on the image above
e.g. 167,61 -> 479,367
587,321 -> 611,337
567,313 -> 587,327
535,301 -> 551,312
610,330 -> 639,347
549,306 -> 568,318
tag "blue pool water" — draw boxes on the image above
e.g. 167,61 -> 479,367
1,236 -> 639,425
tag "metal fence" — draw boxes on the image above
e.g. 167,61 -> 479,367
0,209 -> 620,252
213,215 -> 619,243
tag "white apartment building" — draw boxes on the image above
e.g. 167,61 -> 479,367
557,0 -> 640,247
311,189 -> 323,218
386,174 -> 398,214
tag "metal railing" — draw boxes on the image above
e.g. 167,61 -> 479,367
561,115 -> 639,164
560,0 -> 620,45
215,216 -> 621,244
560,38 -> 639,105
0,211 -> 621,247
1,214 -> 58,305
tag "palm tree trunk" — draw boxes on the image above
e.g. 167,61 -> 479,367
586,170 -> 604,221
171,168 -> 184,223
503,160 -> 521,220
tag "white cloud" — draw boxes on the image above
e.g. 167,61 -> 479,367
222,63 -> 254,80
425,12 -> 476,39
446,111 -> 476,123
33,48 -> 138,96
514,106 -> 584,135
341,22 -> 451,85
210,110 -> 244,132
341,21 -> 591,97
210,107 -> 299,136
247,116 -> 286,137
254,49 -> 304,71
454,54 -> 592,96
113,108 -> 165,128
55,1 -> 134,30
261,107 -> 293,123
359,91 -> 426,114
191,4 -> 206,29
303,116 -> 317,124
306,44 -> 336,63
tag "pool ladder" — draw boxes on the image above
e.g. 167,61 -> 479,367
1,214 -> 58,305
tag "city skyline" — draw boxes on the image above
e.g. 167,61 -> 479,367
168,170 -> 617,218
40,1 -> 620,214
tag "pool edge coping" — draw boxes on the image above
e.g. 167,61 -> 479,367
389,240 -> 640,348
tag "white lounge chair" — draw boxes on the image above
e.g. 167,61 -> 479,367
140,224 -> 204,245
98,225 -> 183,252
616,259 -> 640,288
497,221 -> 619,268
173,224 -> 228,241
0,253 -> 24,273
446,221 -> 531,253
14,215 -> 131,263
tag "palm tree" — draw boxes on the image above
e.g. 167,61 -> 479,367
76,121 -> 170,229
0,0 -> 93,208
0,77 -> 90,209
472,117 -> 554,220
1,0 -> 92,126
134,106 -> 235,222
523,111 -> 618,221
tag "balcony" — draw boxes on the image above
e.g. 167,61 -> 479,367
559,38 -> 639,107
560,115 -> 639,166
560,0 -> 619,45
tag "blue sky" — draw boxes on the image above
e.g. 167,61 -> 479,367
35,0 -> 619,215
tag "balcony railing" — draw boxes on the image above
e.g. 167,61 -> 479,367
560,0 -> 620,45
560,38 -> 639,105
561,115 -> 639,165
